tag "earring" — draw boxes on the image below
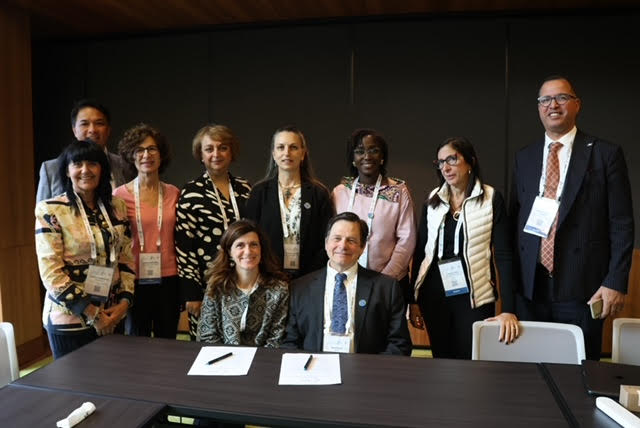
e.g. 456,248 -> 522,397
468,169 -> 471,175
380,160 -> 384,165
352,161 -> 356,167
229,260 -> 235,267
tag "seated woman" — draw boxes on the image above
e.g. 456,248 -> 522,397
35,140 -> 135,359
197,220 -> 289,347
332,128 -> 416,303
411,137 -> 519,359
114,124 -> 180,338
246,125 -> 333,279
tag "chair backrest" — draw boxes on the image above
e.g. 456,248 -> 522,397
612,318 -> 640,365
0,322 -> 19,386
471,320 -> 586,364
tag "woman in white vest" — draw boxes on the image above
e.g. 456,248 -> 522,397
410,137 -> 519,359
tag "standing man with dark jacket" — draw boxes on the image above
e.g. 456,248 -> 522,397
36,99 -> 132,202
510,76 -> 634,360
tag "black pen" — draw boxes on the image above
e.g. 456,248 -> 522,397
304,354 -> 313,370
207,352 -> 233,365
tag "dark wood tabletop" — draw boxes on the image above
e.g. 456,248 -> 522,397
542,363 -> 640,428
0,383 -> 165,428
15,335 -> 570,427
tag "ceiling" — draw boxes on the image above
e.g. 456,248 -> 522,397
9,0 -> 640,39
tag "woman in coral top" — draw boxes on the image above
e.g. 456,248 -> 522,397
114,124 -> 180,338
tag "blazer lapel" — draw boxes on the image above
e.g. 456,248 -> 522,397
557,131 -> 592,227
354,266 -> 373,352
307,268 -> 327,351
299,181 -> 312,246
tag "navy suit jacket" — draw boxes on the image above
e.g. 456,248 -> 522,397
281,266 -> 412,356
36,151 -> 133,202
510,130 -> 634,301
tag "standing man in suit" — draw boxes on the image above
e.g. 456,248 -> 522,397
36,99 -> 132,202
282,212 -> 411,355
511,75 -> 634,360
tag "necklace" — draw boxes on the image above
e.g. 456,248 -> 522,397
279,182 -> 301,200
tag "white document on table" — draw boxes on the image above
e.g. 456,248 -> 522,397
278,353 -> 342,385
187,346 -> 257,376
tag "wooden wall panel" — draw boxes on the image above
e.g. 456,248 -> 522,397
602,249 -> 640,354
0,4 -> 44,364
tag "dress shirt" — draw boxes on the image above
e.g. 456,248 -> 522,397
539,126 -> 577,200
323,262 -> 358,352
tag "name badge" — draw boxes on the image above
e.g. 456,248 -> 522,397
323,333 -> 351,353
139,253 -> 162,285
523,196 -> 560,238
283,243 -> 300,270
84,265 -> 114,301
437,258 -> 469,297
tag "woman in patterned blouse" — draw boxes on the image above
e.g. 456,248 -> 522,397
175,125 -> 251,340
332,129 -> 416,305
197,219 -> 289,346
246,125 -> 333,279
35,140 -> 135,358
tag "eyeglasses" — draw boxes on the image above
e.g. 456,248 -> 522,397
134,146 -> 159,156
354,147 -> 381,156
433,154 -> 458,170
537,93 -> 577,107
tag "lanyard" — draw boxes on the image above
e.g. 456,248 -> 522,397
209,174 -> 240,230
74,192 -> 117,265
277,183 -> 300,239
538,142 -> 572,200
134,177 -> 163,253
437,207 -> 465,259
239,280 -> 259,332
347,174 -> 382,242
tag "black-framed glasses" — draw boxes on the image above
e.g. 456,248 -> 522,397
433,154 -> 458,170
537,93 -> 577,107
354,147 -> 381,156
134,146 -> 159,157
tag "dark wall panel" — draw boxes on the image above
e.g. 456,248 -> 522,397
32,42 -> 88,167
508,15 -> 640,244
86,34 -> 210,188
353,20 -> 507,207
206,25 -> 352,188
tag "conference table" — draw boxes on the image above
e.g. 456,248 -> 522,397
9,335 -> 620,427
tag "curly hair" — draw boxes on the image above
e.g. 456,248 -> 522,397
204,220 -> 288,297
118,123 -> 171,174
192,124 -> 239,163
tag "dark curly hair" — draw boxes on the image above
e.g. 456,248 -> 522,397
204,220 -> 288,297
58,140 -> 114,218
118,123 -> 171,174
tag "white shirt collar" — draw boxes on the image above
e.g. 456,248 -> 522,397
327,261 -> 359,282
544,126 -> 577,149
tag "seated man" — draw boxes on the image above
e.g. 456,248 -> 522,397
282,212 -> 411,356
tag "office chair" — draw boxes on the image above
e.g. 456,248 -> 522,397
612,318 -> 640,366
0,322 -> 19,386
471,320 -> 585,364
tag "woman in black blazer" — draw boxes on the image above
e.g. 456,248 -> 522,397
246,125 -> 334,279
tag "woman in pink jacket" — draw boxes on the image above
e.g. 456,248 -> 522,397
332,128 -> 416,304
